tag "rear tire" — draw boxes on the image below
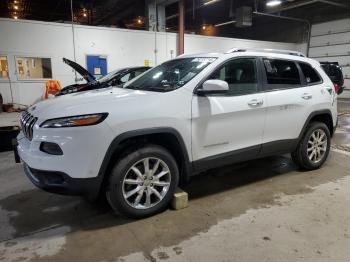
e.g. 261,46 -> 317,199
291,121 -> 331,170
106,145 -> 179,219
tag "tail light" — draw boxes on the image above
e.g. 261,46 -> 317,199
333,83 -> 340,94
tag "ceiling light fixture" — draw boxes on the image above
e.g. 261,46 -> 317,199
204,0 -> 220,6
202,25 -> 206,30
266,0 -> 282,7
14,5 -> 18,9
13,15 -> 18,19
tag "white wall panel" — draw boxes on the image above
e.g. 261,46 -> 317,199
310,32 -> 350,47
309,44 -> 350,57
311,18 -> 350,36
184,34 -> 302,54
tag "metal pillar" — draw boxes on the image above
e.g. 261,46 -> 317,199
178,0 -> 185,55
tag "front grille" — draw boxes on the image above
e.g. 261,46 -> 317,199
20,111 -> 38,141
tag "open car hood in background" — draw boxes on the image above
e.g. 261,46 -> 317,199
63,58 -> 96,83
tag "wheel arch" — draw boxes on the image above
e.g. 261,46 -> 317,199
96,127 -> 192,197
298,109 -> 335,142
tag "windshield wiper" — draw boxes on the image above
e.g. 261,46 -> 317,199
124,85 -> 177,92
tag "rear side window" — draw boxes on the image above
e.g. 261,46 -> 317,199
263,59 -> 301,87
299,62 -> 322,85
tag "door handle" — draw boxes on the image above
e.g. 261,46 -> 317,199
248,99 -> 263,107
301,93 -> 312,100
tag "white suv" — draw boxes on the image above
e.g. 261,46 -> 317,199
15,49 -> 337,218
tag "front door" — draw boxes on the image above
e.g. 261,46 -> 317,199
191,57 -> 266,171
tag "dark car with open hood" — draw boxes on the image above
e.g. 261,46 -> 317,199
56,58 -> 150,96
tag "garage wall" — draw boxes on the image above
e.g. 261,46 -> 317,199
184,34 -> 306,54
0,18 -> 305,106
309,18 -> 350,98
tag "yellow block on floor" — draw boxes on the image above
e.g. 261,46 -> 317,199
171,188 -> 188,210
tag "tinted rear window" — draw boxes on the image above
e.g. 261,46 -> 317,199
299,62 -> 322,84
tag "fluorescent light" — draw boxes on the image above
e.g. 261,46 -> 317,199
215,20 -> 236,27
204,0 -> 219,6
266,0 -> 282,7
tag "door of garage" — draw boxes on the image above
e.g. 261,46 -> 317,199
86,55 -> 107,79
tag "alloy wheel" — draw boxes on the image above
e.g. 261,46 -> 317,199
307,128 -> 328,164
122,157 -> 171,209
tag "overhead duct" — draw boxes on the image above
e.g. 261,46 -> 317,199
236,6 -> 252,27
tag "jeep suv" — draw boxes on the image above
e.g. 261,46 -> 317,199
15,48 -> 337,218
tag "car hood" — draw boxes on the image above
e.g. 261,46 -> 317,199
28,87 -> 158,120
63,58 -> 96,83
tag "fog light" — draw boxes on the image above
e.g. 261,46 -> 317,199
40,142 -> 63,155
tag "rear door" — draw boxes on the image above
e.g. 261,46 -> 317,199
261,58 -> 314,155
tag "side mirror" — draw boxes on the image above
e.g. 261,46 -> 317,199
196,79 -> 229,95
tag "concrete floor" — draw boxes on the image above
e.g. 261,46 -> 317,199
1,101 -> 350,262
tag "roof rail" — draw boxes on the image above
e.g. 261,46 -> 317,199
225,48 -> 306,57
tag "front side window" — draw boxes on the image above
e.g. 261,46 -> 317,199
0,56 -> 9,79
124,57 -> 216,92
120,73 -> 131,83
299,62 -> 322,84
263,59 -> 301,88
16,57 -> 52,80
134,68 -> 148,77
208,58 -> 258,96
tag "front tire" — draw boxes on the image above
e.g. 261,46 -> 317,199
106,145 -> 179,219
292,121 -> 331,170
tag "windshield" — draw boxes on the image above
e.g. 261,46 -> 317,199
123,57 -> 216,92
97,69 -> 123,83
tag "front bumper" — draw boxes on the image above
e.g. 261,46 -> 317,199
23,162 -> 102,198
16,121 -> 113,180
15,121 -> 114,199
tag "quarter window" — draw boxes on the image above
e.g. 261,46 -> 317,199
0,56 -> 9,79
208,58 -> 258,96
263,59 -> 301,87
299,62 -> 322,84
15,56 -> 52,80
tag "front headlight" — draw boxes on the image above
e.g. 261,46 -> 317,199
40,113 -> 108,128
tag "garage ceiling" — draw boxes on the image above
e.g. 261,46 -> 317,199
0,0 -> 349,42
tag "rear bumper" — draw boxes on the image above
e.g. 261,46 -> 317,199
23,163 -> 102,199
